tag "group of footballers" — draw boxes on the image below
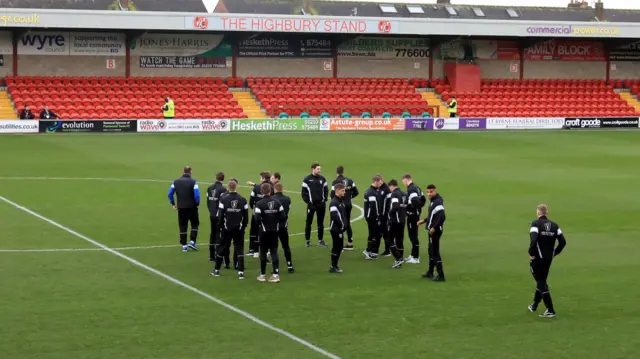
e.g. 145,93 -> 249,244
169,163 -> 567,317
169,163 -> 447,283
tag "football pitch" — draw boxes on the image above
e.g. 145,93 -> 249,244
1,131 -> 639,359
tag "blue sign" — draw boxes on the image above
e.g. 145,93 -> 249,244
237,34 -> 332,58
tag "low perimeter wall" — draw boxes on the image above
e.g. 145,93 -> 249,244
1,117 -> 639,134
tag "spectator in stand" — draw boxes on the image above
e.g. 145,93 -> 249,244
39,105 -> 60,120
447,96 -> 458,118
161,96 -> 175,119
19,105 -> 35,120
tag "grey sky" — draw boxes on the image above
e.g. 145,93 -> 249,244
323,0 -> 640,10
203,0 -> 640,13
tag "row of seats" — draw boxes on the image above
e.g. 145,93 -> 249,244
6,76 -> 245,87
10,84 -> 232,92
250,84 -> 416,92
253,92 -> 423,100
482,78 -> 608,85
59,111 -> 245,120
246,77 -> 411,85
453,89 -> 618,95
266,106 -> 435,117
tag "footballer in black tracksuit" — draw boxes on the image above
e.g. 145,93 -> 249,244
329,194 -> 347,271
528,214 -> 566,316
212,191 -> 248,278
249,180 -> 275,254
331,175 -> 359,247
274,191 -> 294,272
363,183 -> 382,257
387,186 -> 408,261
302,173 -> 329,246
422,193 -> 446,280
168,171 -> 200,250
377,182 -> 392,255
406,182 -> 427,260
254,195 -> 286,278
206,180 -> 227,261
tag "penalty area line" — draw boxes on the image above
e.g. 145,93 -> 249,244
0,195 -> 342,359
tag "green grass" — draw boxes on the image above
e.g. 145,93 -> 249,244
1,131 -> 639,359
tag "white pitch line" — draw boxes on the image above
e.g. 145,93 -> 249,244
0,176 -> 364,253
0,194 -> 342,359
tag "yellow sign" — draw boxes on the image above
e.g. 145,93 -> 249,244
572,26 -> 620,36
0,14 -> 40,27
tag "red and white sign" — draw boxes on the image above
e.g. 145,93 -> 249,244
323,61 -> 332,71
106,59 -> 116,69
220,17 -> 375,33
137,119 -> 230,133
524,40 -> 605,61
486,118 -> 565,130
0,120 -> 38,134
193,16 -> 208,30
510,63 -> 518,73
378,20 -> 392,33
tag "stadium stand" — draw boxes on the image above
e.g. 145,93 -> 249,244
435,79 -> 636,118
247,77 -> 436,117
6,76 -> 247,120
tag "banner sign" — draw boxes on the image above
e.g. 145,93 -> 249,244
337,37 -> 430,59
230,119 -> 320,132
130,33 -> 233,58
0,120 -> 38,134
329,118 -> 405,131
238,34 -> 331,58
487,118 -> 565,130
405,118 -> 434,130
137,119 -> 230,132
193,16 -> 398,35
18,31 -> 126,56
609,41 -> 640,61
564,117 -> 639,129
39,120 -> 136,133
139,56 -> 226,68
524,40 -> 605,61
459,118 -> 487,130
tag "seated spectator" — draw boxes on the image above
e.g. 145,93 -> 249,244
361,111 -> 372,118
40,105 -> 60,120
401,111 -> 412,118
421,111 -> 433,118
300,112 -> 310,119
381,111 -> 391,119
320,112 -> 331,119
341,111 -> 351,119
278,111 -> 289,119
19,105 -> 35,120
